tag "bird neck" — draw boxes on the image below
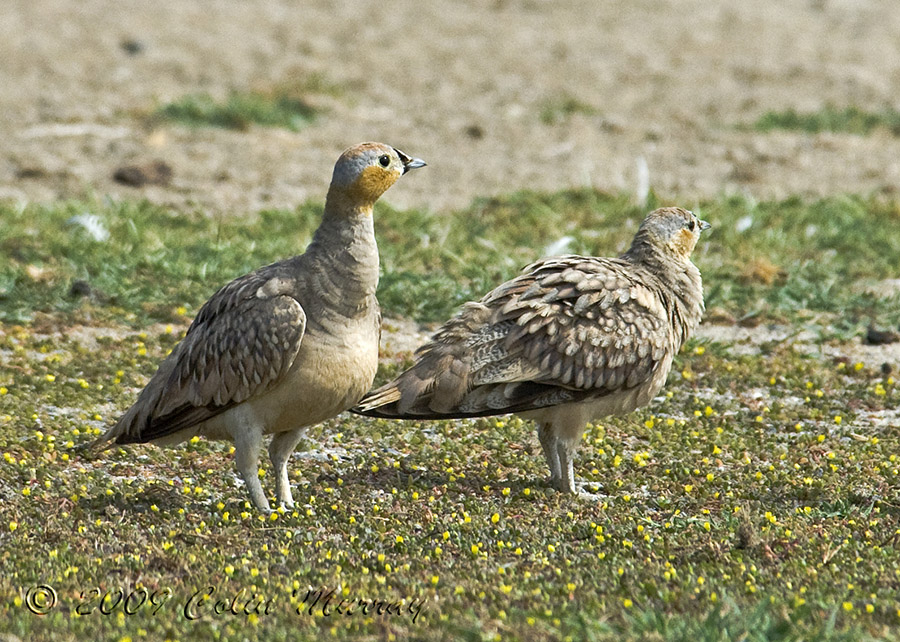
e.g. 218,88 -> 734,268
625,242 -> 705,345
324,185 -> 378,216
304,199 -> 381,319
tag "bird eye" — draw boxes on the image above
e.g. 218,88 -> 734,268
378,154 -> 391,168
687,220 -> 696,231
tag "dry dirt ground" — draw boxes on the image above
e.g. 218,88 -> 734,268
2,0 -> 900,216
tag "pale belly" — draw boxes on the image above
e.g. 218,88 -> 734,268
187,324 -> 379,442
519,356 -> 673,438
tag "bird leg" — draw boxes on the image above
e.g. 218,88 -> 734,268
556,436 -> 605,499
229,412 -> 270,512
268,427 -> 306,509
537,423 -> 562,488
556,438 -> 578,494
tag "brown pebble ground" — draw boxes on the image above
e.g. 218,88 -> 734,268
1,0 -> 899,216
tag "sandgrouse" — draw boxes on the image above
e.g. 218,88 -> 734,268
355,207 -> 709,495
91,142 -> 425,511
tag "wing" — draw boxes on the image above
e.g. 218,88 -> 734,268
100,264 -> 307,444
355,255 -> 675,418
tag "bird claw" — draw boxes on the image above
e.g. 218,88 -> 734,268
547,478 -> 607,500
573,483 -> 608,501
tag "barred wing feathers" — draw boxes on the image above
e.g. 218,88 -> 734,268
355,255 -> 674,419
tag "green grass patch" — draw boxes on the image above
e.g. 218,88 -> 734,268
1,191 -> 899,334
539,95 -> 598,125
754,105 -> 900,136
156,90 -> 318,131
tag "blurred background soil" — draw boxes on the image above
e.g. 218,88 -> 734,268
2,0 -> 899,215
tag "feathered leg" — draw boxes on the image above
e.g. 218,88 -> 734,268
557,426 -> 604,500
269,427 -> 306,509
555,418 -> 601,497
538,422 -> 562,488
556,438 -> 578,494
228,409 -> 270,512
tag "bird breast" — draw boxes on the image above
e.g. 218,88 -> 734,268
243,314 -> 380,435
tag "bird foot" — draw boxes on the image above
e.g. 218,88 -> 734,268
572,481 -> 608,501
547,478 -> 607,500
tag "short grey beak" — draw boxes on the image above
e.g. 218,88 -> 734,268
699,220 -> 711,231
395,148 -> 427,174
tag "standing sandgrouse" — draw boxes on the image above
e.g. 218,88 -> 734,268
91,142 -> 425,511
354,207 -> 708,495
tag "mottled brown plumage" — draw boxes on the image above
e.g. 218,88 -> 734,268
355,207 -> 709,494
90,142 -> 425,511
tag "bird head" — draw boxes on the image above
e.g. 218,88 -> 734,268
632,206 -> 710,259
328,142 -> 426,211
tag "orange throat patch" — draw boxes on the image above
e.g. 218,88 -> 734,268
669,228 -> 697,258
345,166 -> 396,208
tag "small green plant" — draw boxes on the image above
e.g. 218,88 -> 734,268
754,105 -> 900,136
539,95 -> 598,125
157,90 -> 318,131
